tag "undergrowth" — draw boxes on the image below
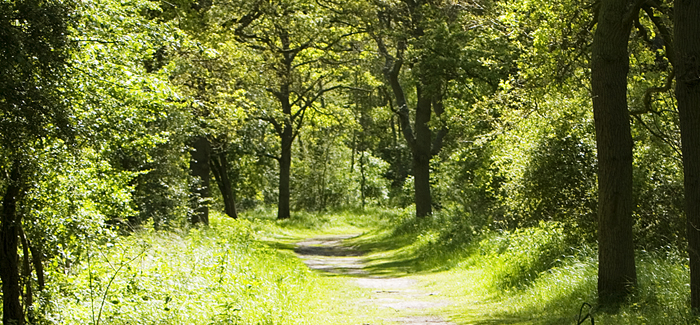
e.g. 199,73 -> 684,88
353,207 -> 699,324
20,207 -> 700,324
37,211 -> 381,324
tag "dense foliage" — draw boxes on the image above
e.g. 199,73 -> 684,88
1,0 -> 696,322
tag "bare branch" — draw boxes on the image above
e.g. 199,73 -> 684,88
631,114 -> 682,159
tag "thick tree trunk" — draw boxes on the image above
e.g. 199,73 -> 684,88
211,150 -> 238,219
278,124 -> 293,220
591,0 -> 637,305
414,85 -> 433,218
675,0 -> 700,311
1,163 -> 24,325
190,136 -> 211,225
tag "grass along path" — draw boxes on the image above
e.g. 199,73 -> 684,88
257,208 -> 696,324
294,234 -> 455,324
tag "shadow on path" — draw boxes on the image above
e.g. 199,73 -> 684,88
294,234 -> 455,325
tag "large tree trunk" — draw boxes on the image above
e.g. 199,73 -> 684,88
278,123 -> 293,220
0,163 -> 24,325
413,85 -> 433,218
675,0 -> 700,311
211,150 -> 238,219
190,136 -> 211,225
591,0 -> 637,305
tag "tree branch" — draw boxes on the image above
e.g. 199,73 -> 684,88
630,70 -> 674,115
257,152 -> 281,162
631,114 -> 682,159
641,4 -> 675,66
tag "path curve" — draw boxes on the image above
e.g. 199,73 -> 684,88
295,235 -> 454,325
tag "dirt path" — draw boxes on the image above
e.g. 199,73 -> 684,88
295,235 -> 455,325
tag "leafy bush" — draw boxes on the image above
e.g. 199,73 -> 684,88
632,142 -> 685,249
486,93 -> 598,242
519,122 -> 597,239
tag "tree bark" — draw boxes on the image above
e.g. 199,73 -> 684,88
675,0 -> 700,311
190,136 -> 211,225
278,123 -> 293,220
211,150 -> 238,219
0,163 -> 24,325
591,0 -> 637,305
413,84 -> 433,218
19,228 -> 33,316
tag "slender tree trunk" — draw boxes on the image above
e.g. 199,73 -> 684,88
413,85 -> 433,218
19,228 -> 33,316
360,151 -> 366,209
190,136 -> 211,225
278,123 -> 293,220
675,0 -> 700,311
591,0 -> 637,305
1,163 -> 24,325
211,150 -> 238,219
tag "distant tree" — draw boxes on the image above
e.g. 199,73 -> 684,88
590,0 -> 638,305
0,0 -> 72,323
674,0 -> 700,311
224,0 -> 352,219
189,135 -> 212,224
368,0 -> 448,218
211,137 -> 239,219
367,0 -> 499,218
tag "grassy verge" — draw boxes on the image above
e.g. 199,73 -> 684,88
35,207 -> 698,324
40,210 -> 386,324
347,209 -> 698,324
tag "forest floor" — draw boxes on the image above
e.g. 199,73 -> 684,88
294,234 -> 455,325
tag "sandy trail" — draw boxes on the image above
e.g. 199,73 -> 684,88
295,235 -> 454,325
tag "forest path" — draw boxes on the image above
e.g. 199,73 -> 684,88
295,234 -> 455,325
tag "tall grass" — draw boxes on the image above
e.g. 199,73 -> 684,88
26,206 -> 700,324
351,207 -> 699,324
42,215 -> 312,324
37,211 -> 382,324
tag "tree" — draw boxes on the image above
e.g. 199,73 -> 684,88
189,135 -> 212,224
369,1 -> 447,218
367,0 -> 498,217
211,138 -> 239,219
0,0 -> 72,323
224,0 -> 351,219
674,0 -> 700,311
590,0 -> 638,305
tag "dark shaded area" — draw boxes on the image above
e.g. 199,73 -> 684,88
294,245 -> 364,257
294,235 -> 365,257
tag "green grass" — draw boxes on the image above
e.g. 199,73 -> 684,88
39,211 -> 387,325
32,207 -> 700,324
344,208 -> 700,324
